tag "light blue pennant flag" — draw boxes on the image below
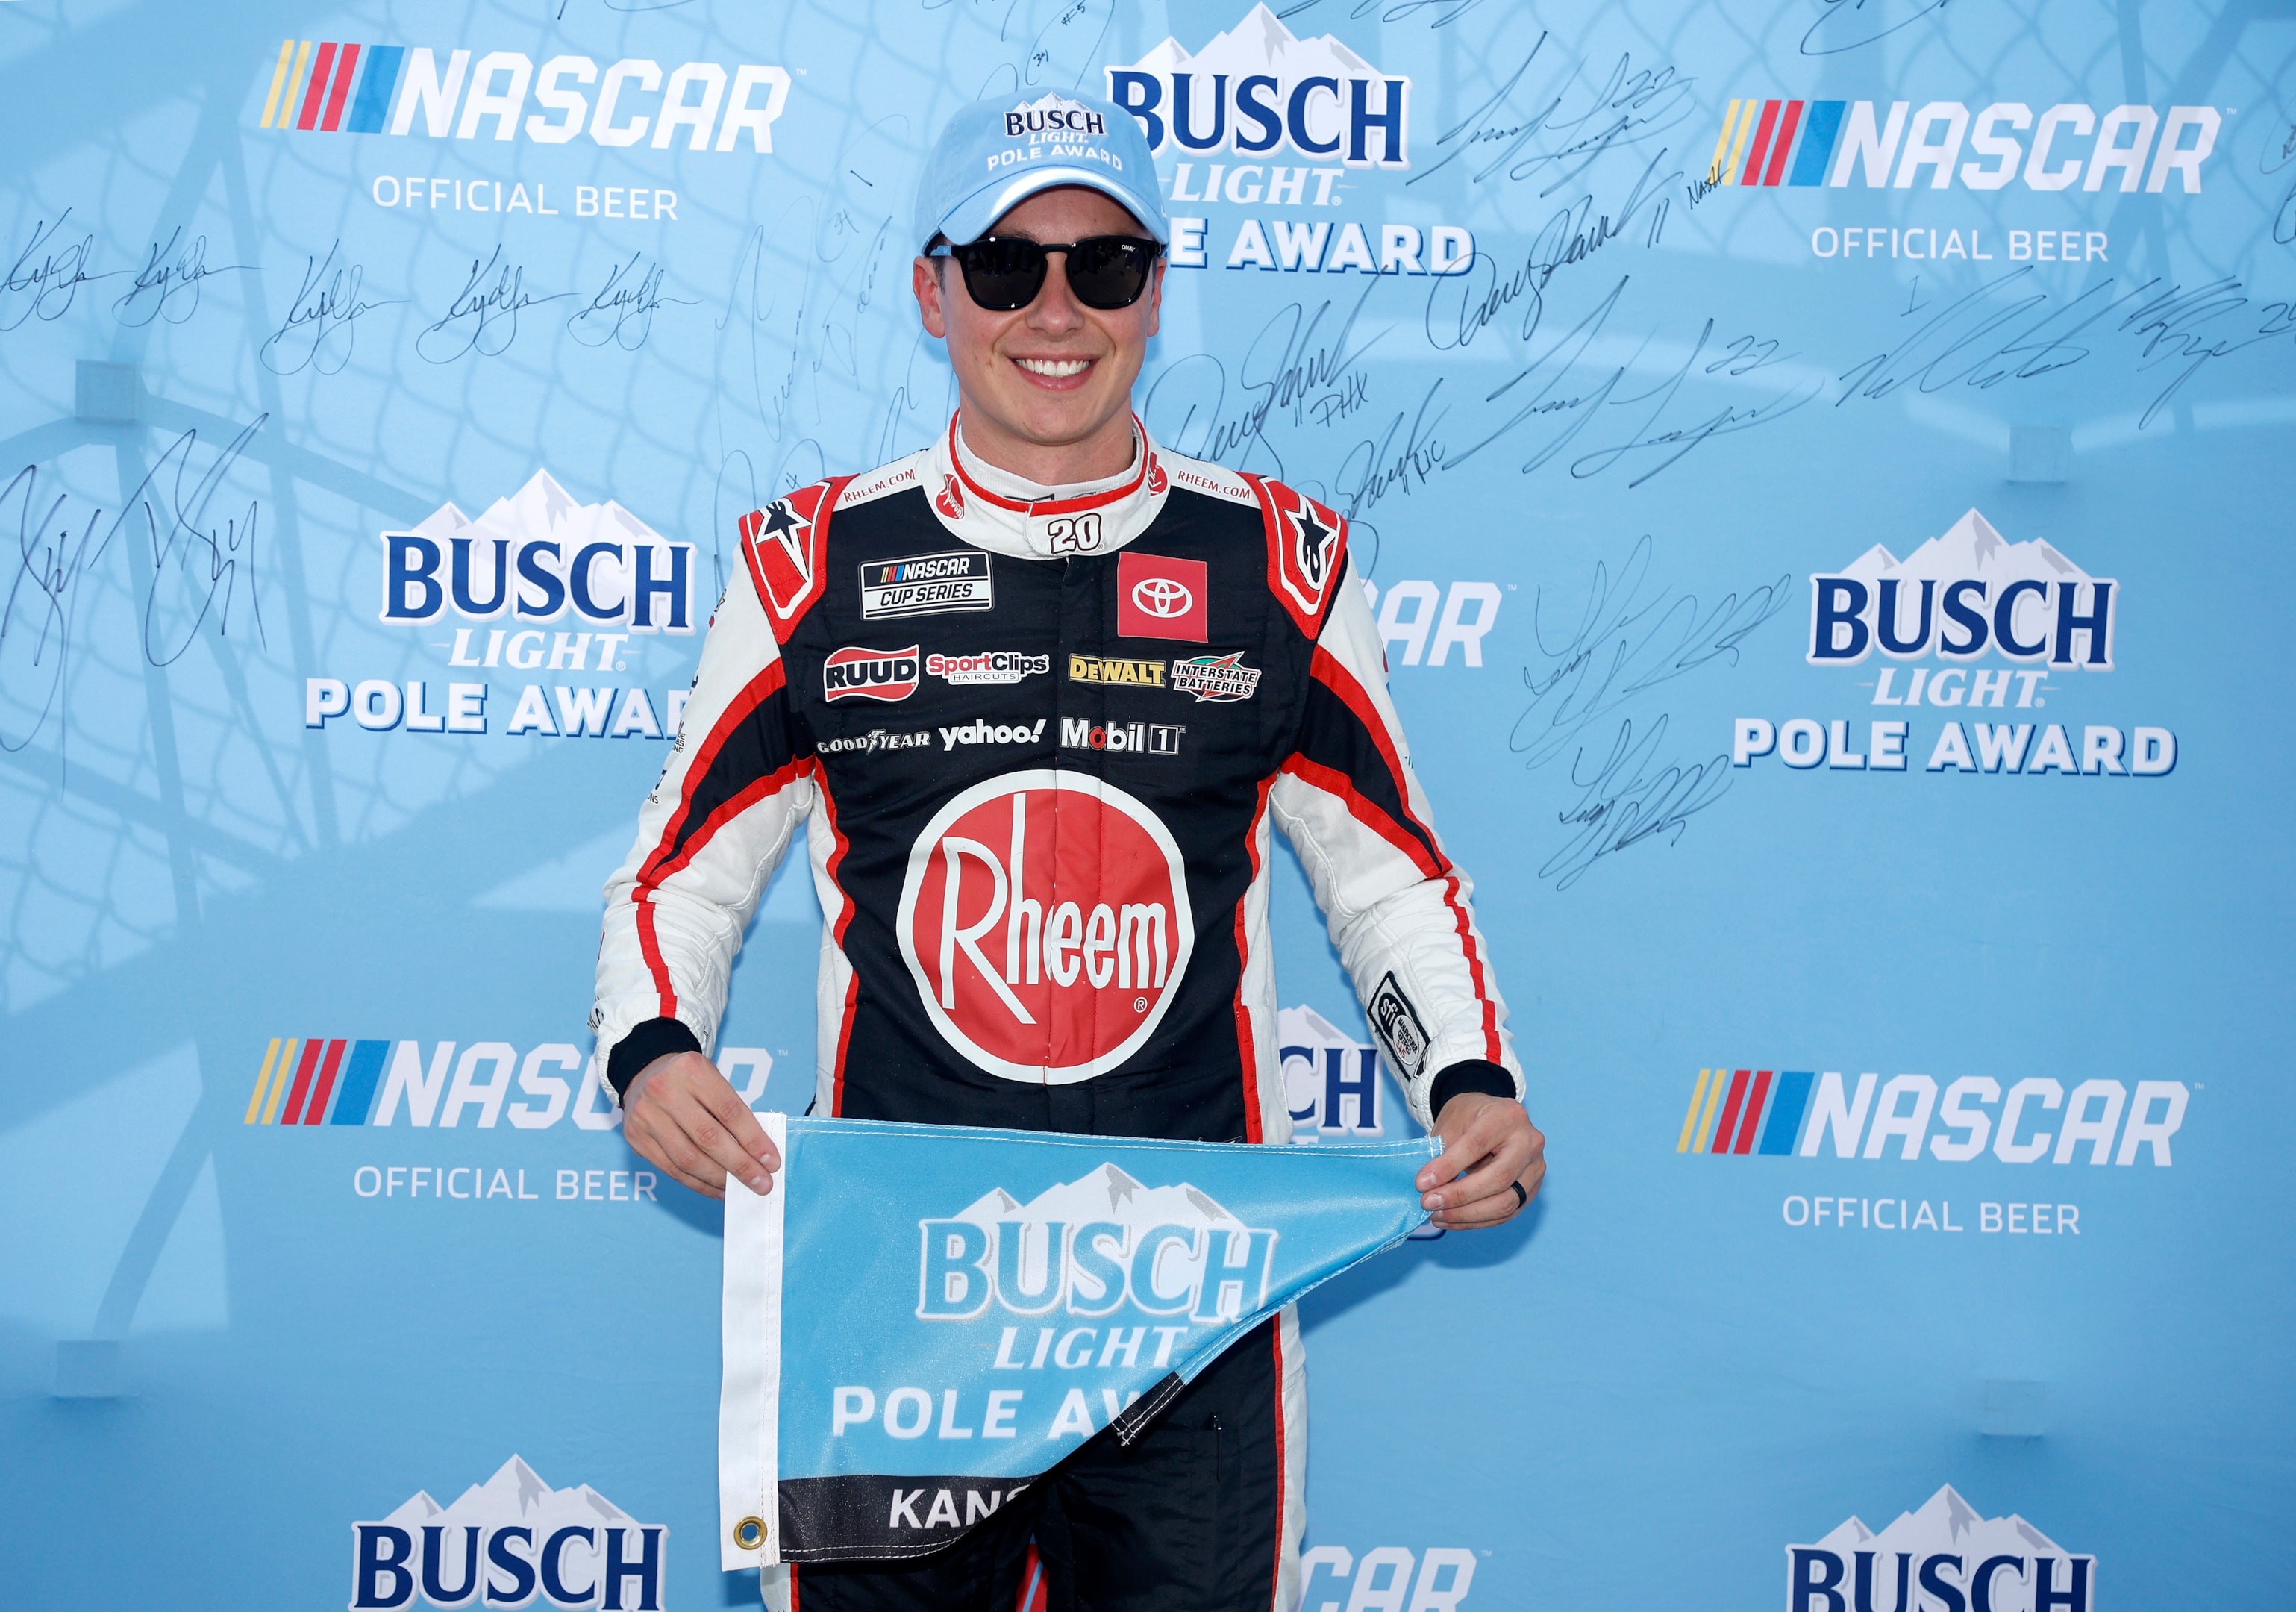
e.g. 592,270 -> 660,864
719,1115 -> 1434,1573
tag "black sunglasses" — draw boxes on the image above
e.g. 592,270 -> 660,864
930,234 -> 1163,311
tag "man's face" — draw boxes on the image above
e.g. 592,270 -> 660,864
913,185 -> 1163,455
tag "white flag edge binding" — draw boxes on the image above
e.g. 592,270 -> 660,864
720,1110 -> 786,1572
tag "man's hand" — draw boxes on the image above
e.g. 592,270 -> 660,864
1418,1092 -> 1545,1230
622,1052 -> 781,1200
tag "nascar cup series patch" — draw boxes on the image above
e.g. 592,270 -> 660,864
719,1116 -> 1434,1573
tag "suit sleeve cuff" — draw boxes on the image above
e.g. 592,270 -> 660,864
1428,1060 -> 1518,1119
606,1016 -> 704,1102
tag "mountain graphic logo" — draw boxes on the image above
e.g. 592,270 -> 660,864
382,468 -> 693,634
351,1455 -> 667,1609
1809,509 -> 2115,669
1789,1484 -> 2095,1612
1107,4 -> 1409,166
918,1163 -> 1279,1324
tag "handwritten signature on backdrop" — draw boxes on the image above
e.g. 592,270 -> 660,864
1510,537 -> 1789,888
1,421 -> 266,772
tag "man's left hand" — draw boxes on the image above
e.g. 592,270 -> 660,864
1418,1092 -> 1545,1230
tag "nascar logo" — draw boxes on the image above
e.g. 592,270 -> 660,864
1704,97 -> 2220,193
860,552 -> 995,619
254,40 -> 790,151
1676,1067 -> 2188,1165
240,1037 -> 762,1130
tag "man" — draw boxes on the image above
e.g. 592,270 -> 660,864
592,92 -> 1545,1611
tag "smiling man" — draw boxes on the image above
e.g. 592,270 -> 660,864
592,92 -> 1542,1612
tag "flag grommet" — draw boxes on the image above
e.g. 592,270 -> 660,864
733,1516 -> 768,1550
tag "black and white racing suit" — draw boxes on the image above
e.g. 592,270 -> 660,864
591,413 -> 1522,1612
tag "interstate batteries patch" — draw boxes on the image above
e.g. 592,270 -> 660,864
860,551 -> 994,619
1169,652 -> 1263,702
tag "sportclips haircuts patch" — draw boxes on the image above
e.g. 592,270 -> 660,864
862,552 -> 994,619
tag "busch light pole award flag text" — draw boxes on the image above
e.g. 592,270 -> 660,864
718,1116 -> 1435,1570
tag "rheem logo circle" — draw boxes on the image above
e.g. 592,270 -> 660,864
896,771 -> 1194,1083
1130,576 -> 1193,618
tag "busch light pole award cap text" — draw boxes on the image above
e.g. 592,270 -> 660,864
914,91 -> 1171,251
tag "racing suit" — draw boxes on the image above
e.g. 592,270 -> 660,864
592,414 -> 1522,1611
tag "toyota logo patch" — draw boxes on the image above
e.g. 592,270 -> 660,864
1116,552 -> 1209,642
1130,576 -> 1192,617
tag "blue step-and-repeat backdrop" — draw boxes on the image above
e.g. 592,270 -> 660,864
4,1 -> 2291,1607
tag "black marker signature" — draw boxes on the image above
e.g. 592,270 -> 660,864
811,215 -> 895,394
1019,0 -> 1116,87
1332,376 -> 1448,516
417,246 -> 572,363
568,249 -> 696,349
260,241 -> 396,375
719,224 -> 808,443
1,418 -> 267,769
1445,275 -> 1819,488
1411,38 -> 1698,195
1509,534 -> 1790,771
1539,715 -> 1733,890
1426,146 -> 1677,353
1142,274 -> 1383,473
1835,266 -> 2296,429
1,210 -> 116,330
1834,266 -> 2132,404
1801,0 -> 1953,57
113,228 -> 246,328
1343,0 -> 1490,24
2264,111 -> 2296,242
716,210 -> 889,446
2116,278 -> 2296,426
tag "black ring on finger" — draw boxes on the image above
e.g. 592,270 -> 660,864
1508,1180 -> 1528,1211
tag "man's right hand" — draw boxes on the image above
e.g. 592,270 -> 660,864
622,1052 -> 781,1200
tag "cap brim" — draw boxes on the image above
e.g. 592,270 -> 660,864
934,168 -> 1169,249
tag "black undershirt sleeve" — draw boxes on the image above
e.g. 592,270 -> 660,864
606,1016 -> 705,1101
1428,1059 -> 1518,1119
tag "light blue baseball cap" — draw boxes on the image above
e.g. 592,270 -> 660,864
914,91 -> 1170,252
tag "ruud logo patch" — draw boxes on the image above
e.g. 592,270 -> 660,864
825,645 -> 922,702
